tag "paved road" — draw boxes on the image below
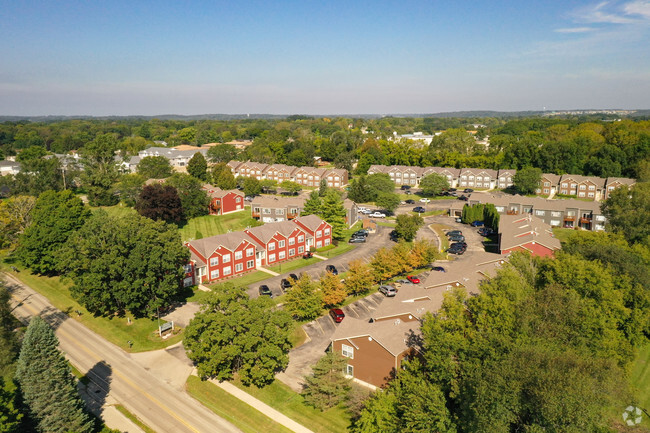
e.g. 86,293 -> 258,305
5,273 -> 241,433
247,225 -> 395,297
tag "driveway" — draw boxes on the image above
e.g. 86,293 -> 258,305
246,225 -> 395,297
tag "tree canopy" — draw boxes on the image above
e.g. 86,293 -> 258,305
602,182 -> 650,245
187,152 -> 208,181
135,184 -> 185,224
137,156 -> 173,179
512,166 -> 542,194
165,173 -> 210,219
419,173 -> 449,196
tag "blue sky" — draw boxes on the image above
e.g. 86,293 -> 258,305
1,0 -> 649,115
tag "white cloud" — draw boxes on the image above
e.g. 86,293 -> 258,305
623,0 -> 650,18
554,27 -> 595,33
573,0 -> 650,24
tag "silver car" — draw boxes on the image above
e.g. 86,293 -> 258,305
379,285 -> 397,297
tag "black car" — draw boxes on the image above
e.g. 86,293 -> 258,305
449,234 -> 465,242
289,273 -> 299,281
463,188 -> 474,193
405,199 -> 415,204
326,265 -> 339,275
447,246 -> 466,255
431,266 -> 446,272
349,236 -> 366,243
458,195 -> 469,201
446,230 -> 462,237
389,230 -> 399,241
353,229 -> 369,237
258,285 -> 273,297
280,279 -> 292,291
400,185 -> 411,190
413,206 -> 426,213
478,227 -> 494,236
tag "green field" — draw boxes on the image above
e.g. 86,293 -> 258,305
179,210 -> 261,242
232,378 -> 351,433
267,256 -> 322,274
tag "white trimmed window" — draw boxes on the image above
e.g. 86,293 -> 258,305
268,253 -> 276,262
268,243 -> 275,251
324,228 -> 330,236
342,344 -> 354,359
298,246 -> 304,253
235,263 -> 243,272
210,257 -> 219,266
298,235 -> 304,243
550,220 -> 560,226
246,248 -> 254,257
346,365 -> 354,376
289,249 -> 295,256
223,266 -> 231,276
289,237 -> 295,245
235,251 -> 242,260
210,269 -> 219,279
324,239 -> 330,246
246,260 -> 254,268
535,210 -> 545,216
279,251 -> 286,259
222,254 -> 231,263
316,230 -> 322,237
279,240 -> 285,248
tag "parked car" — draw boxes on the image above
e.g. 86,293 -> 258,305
431,266 -> 446,272
349,236 -> 366,243
446,230 -> 462,237
478,227 -> 494,236
245,196 -> 254,201
389,230 -> 399,242
458,195 -> 469,201
353,229 -> 369,237
449,234 -> 465,242
280,279 -> 292,291
395,278 -> 410,284
413,206 -> 426,213
360,209 -> 372,215
400,185 -> 411,190
455,217 -> 463,223
449,188 -> 457,192
303,251 -> 313,259
258,285 -> 273,297
329,308 -> 345,323
379,285 -> 397,297
447,246 -> 465,255
369,212 -> 386,218
357,207 -> 369,213
463,188 -> 474,193
419,198 -> 431,203
405,199 -> 416,204
407,276 -> 420,284
471,220 -> 485,227
326,265 -> 339,275
289,273 -> 299,281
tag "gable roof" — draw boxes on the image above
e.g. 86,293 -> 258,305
294,214 -> 328,231
499,214 -> 561,252
187,231 -> 259,259
201,185 -> 244,199
251,195 -> 305,208
245,220 -> 304,244
331,316 -> 421,357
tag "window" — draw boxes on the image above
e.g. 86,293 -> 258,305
279,240 -> 285,248
222,254 -> 231,263
235,251 -> 242,260
196,266 -> 206,278
246,260 -> 254,268
289,248 -> 295,256
316,241 -> 322,248
268,253 -> 276,262
543,188 -> 549,194
588,192 -> 595,197
324,228 -> 331,236
550,220 -> 561,226
476,176 -> 482,181
223,266 -> 231,276
589,185 -> 595,190
297,235 -> 304,242
183,264 -> 192,273
279,251 -> 286,259
535,210 -> 545,216
496,206 -> 505,212
544,181 -> 550,187
246,248 -> 254,257
277,209 -> 284,215
346,365 -> 354,377
210,257 -> 219,266
579,185 -> 586,190
289,237 -> 295,245
342,344 -> 354,359
263,209 -> 271,214
461,175 -> 467,180
235,263 -> 243,272
268,243 -> 275,251
324,239 -> 330,246
298,246 -> 304,253
316,230 -> 322,237
236,197 -> 241,202
562,183 -> 568,188
551,211 -> 562,217
596,215 -> 606,221
210,269 -> 219,279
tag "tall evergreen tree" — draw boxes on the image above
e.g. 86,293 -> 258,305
319,178 -> 329,196
320,190 -> 347,240
0,378 -> 22,433
302,190 -> 322,216
211,163 -> 237,190
15,317 -> 93,433
302,351 -> 351,410
187,152 -> 208,181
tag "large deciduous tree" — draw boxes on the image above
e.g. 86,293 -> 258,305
0,195 -> 36,250
137,156 -> 173,179
602,182 -> 650,245
135,184 -> 185,224
243,177 -> 262,196
284,274 -> 323,321
187,152 -> 208,181
211,162 -> 237,190
320,272 -> 346,307
115,173 -> 146,207
16,190 -> 90,275
15,317 -> 93,433
512,167 -> 542,195
80,133 -> 120,206
165,173 -> 210,219
207,143 -> 238,163
375,192 -> 400,213
394,214 -> 424,242
419,173 -> 449,197
344,260 -> 375,296
57,211 -> 189,317
184,284 -> 293,387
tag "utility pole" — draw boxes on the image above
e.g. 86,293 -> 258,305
61,165 -> 67,190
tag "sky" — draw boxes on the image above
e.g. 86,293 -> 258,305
1,0 -> 649,115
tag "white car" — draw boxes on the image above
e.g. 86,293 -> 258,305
357,207 -> 369,213
369,212 -> 386,218
360,209 -> 372,215
419,198 -> 431,203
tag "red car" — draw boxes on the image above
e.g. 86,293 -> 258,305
329,308 -> 345,323
407,276 -> 420,284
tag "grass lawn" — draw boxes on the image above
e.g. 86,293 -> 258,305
289,325 -> 308,347
207,270 -> 273,289
267,257 -> 322,274
2,263 -> 183,352
631,344 -> 650,410
178,209 -> 260,242
429,223 -> 452,254
316,242 -> 357,258
114,404 -> 157,433
232,377 -> 351,433
186,376 -> 293,433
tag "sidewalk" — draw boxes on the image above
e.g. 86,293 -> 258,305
257,266 -> 280,276
211,379 -> 315,433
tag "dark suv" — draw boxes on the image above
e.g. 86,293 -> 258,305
326,265 -> 339,275
258,285 -> 273,297
280,279 -> 292,291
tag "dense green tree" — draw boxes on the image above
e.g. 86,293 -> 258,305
320,190 -> 347,240
16,190 -> 90,275
15,316 -> 93,433
354,153 -> 377,175
165,173 -> 210,219
284,274 -> 323,320
602,182 -> 650,245
80,133 -> 121,206
394,214 -> 424,242
461,203 -> 485,225
115,173 -> 145,207
344,260 -> 376,295
207,144 -> 238,163
135,184 -> 185,224
0,282 -> 19,376
187,152 -> 208,181
319,178 -> 329,196
302,190 -> 322,216
0,195 -> 36,250
483,203 -> 500,231
16,145 -> 48,162
11,156 -> 64,196
184,284 -> 293,387
0,378 -> 22,433
302,351 -> 351,410
242,177 -> 262,196
260,179 -> 278,193
137,156 -> 173,179
57,211 -> 189,317
429,128 -> 480,155
279,180 -> 302,195
348,176 -> 370,203
365,173 -> 394,201
512,166 -> 542,194
211,162 -> 237,190
375,191 -> 400,212
419,173 -> 449,196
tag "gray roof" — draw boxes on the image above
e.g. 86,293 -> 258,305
251,195 -> 305,209
294,214 -> 326,231
188,231 -> 261,260
245,220 -> 305,244
331,316 -> 421,356
469,194 -> 603,213
498,214 -> 561,252
201,185 -> 243,199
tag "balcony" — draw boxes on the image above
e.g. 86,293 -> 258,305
506,210 -> 519,215
252,211 -> 260,218
287,213 -> 298,220
564,216 -> 576,222
579,217 -> 592,224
